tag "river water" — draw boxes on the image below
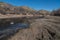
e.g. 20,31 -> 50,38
0,23 -> 29,39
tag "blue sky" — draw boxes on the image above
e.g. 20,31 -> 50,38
0,0 -> 60,11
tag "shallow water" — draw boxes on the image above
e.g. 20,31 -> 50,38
0,23 -> 29,39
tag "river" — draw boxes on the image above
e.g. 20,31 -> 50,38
0,23 -> 29,39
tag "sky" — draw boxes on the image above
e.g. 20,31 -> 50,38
0,0 -> 60,11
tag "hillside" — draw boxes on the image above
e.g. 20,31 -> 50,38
0,2 -> 60,16
0,2 -> 36,15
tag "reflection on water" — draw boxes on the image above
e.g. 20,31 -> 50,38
0,23 -> 29,39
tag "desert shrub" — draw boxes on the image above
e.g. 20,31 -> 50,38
51,9 -> 60,16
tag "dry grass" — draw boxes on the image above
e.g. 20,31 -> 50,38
8,16 -> 60,40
